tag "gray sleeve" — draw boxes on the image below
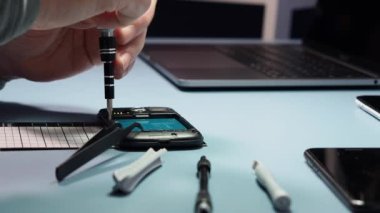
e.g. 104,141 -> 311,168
0,78 -> 7,89
0,0 -> 40,45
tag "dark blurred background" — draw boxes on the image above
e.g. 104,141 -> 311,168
147,0 -> 316,39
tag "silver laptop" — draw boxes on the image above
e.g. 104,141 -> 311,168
140,0 -> 380,89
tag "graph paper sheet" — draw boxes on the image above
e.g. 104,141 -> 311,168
0,123 -> 102,150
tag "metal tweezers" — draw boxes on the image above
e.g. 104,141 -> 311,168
55,122 -> 142,182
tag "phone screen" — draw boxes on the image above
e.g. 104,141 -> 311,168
116,118 -> 187,131
305,148 -> 380,211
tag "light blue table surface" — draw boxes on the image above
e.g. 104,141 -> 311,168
1,58 -> 380,213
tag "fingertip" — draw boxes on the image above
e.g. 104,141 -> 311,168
115,53 -> 134,79
114,56 -> 124,79
126,58 -> 136,71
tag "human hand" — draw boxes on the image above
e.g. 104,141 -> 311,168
0,0 -> 156,81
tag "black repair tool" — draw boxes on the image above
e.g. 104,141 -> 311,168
99,29 -> 116,121
195,156 -> 212,213
55,122 -> 142,182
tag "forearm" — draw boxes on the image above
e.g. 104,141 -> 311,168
0,42 -> 16,88
0,0 -> 40,45
0,0 -> 40,88
0,52 -> 14,89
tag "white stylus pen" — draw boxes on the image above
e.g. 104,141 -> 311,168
252,160 -> 291,211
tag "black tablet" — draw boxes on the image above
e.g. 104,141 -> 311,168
305,148 -> 380,213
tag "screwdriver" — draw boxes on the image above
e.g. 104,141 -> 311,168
195,156 -> 212,213
99,29 -> 116,120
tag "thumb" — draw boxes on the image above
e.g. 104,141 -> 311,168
73,0 -> 156,29
32,0 -> 152,30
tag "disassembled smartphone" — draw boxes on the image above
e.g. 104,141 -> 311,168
98,107 -> 205,150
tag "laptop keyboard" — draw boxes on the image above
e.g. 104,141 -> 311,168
215,45 -> 369,79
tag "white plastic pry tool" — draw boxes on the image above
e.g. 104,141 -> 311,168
113,148 -> 167,194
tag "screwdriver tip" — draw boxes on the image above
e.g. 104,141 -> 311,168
107,99 -> 113,121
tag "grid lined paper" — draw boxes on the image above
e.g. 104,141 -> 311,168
0,123 -> 102,149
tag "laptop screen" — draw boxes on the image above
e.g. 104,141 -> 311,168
304,0 -> 380,72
